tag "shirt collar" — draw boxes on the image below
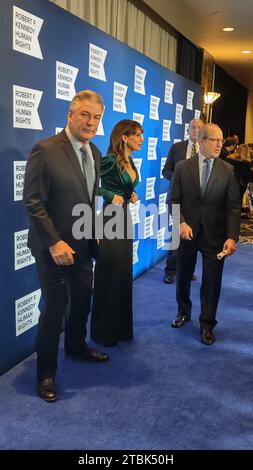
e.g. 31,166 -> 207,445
189,138 -> 198,146
198,151 -> 214,164
65,126 -> 91,153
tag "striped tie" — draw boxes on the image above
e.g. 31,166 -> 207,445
191,143 -> 197,158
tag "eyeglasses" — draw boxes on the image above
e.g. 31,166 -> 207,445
204,137 -> 224,145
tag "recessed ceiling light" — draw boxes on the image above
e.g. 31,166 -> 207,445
222,27 -> 234,32
242,50 -> 252,54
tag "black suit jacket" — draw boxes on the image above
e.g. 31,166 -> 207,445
168,155 -> 241,247
162,140 -> 188,181
162,140 -> 188,204
23,129 -> 101,258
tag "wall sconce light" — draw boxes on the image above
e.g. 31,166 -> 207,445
204,92 -> 221,104
203,92 -> 221,122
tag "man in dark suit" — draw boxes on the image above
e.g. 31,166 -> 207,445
23,90 -> 109,402
169,123 -> 241,345
162,118 -> 204,283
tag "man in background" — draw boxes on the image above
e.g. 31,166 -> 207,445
162,118 -> 204,284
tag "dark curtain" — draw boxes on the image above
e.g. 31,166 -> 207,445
177,35 -> 203,84
212,64 -> 247,143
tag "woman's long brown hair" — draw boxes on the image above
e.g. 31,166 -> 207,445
107,119 -> 143,168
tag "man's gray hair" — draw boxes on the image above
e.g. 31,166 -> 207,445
69,89 -> 104,111
199,123 -> 221,140
189,118 -> 204,127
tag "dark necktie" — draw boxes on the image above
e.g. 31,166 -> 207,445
80,145 -> 95,201
191,143 -> 197,158
201,158 -> 211,194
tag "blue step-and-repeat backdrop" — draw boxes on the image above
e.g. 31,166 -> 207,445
0,0 -> 202,374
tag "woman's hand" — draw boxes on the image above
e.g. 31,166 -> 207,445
130,191 -> 138,203
112,194 -> 124,205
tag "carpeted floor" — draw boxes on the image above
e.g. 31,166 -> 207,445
0,243 -> 252,450
239,214 -> 253,244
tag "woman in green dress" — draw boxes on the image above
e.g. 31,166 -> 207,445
90,119 -> 144,346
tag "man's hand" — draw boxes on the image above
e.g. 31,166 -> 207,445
223,238 -> 237,256
130,191 -> 138,204
49,240 -> 75,265
112,194 -> 124,205
180,222 -> 193,240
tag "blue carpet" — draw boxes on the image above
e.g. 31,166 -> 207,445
0,244 -> 252,450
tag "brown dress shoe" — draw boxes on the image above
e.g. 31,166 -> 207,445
37,378 -> 57,402
66,347 -> 109,362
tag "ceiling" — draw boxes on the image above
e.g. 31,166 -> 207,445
142,0 -> 253,91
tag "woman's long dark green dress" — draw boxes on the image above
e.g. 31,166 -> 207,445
90,154 -> 139,346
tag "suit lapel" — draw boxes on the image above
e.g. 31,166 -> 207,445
58,130 -> 101,202
58,130 -> 87,192
189,155 -> 200,192
182,140 -> 188,155
188,155 -> 222,196
176,141 -> 188,162
89,142 -> 101,202
90,142 -> 100,184
204,157 -> 220,195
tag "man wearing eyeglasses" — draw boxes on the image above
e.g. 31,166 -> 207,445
169,123 -> 241,345
162,119 -> 204,284
23,90 -> 109,402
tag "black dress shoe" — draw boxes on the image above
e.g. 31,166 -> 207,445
192,274 -> 197,281
200,329 -> 215,345
164,274 -> 174,284
66,347 -> 109,362
37,378 -> 57,402
171,314 -> 191,328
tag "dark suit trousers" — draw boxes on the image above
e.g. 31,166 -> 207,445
35,250 -> 92,380
176,225 -> 225,330
164,249 -> 177,275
